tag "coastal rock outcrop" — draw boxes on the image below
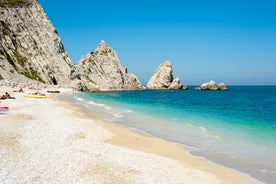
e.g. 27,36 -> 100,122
0,0 -> 73,87
0,1 -> 141,92
147,61 -> 183,90
71,41 -> 141,91
195,80 -> 227,90
168,78 -> 182,89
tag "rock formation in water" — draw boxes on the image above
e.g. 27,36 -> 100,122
0,0 -> 73,88
195,80 -> 227,90
71,40 -> 142,91
147,61 -> 183,90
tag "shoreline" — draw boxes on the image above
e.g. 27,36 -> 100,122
0,87 -> 261,183
58,91 -> 261,184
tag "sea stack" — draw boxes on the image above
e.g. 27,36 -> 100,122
195,80 -> 227,90
71,40 -> 142,91
147,61 -> 182,90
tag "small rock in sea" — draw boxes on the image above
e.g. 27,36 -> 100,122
195,80 -> 227,91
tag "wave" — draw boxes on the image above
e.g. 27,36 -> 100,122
74,95 -> 112,110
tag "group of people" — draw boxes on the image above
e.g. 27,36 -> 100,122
1,92 -> 15,100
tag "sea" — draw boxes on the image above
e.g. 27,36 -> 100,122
64,86 -> 276,184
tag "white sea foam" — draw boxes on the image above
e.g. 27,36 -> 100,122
87,100 -> 112,110
199,126 -> 206,131
112,112 -> 123,119
260,169 -> 276,174
74,95 -> 112,110
74,96 -> 84,102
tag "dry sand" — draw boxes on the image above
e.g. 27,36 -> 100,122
0,87 -> 261,183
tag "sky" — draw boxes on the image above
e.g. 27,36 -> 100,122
38,0 -> 276,85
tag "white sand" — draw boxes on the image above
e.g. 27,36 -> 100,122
0,88 -> 260,184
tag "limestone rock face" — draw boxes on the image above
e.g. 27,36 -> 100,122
147,61 -> 182,90
0,2 -> 142,91
168,78 -> 182,89
182,85 -> 188,90
0,0 -> 73,87
72,41 -> 141,91
195,80 -> 227,90
217,83 -> 227,90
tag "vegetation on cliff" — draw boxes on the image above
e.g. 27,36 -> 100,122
0,0 -> 34,8
1,49 -> 45,83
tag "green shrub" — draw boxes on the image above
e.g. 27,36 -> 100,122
14,51 -> 27,67
0,0 -> 34,8
20,71 -> 45,83
6,53 -> 18,71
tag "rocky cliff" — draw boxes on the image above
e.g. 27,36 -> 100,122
195,80 -> 227,90
0,0 -> 73,88
71,41 -> 141,91
0,1 -> 141,91
147,61 -> 182,89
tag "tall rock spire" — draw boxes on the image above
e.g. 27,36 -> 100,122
147,61 -> 182,89
71,41 -> 141,91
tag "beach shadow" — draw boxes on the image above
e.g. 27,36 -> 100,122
0,112 -> 10,115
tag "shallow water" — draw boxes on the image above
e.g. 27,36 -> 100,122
70,86 -> 276,183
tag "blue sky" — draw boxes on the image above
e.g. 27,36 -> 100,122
38,0 -> 276,85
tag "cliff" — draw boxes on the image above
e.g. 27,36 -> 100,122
0,1 -> 141,91
147,61 -> 182,90
0,0 -> 73,88
71,41 -> 141,91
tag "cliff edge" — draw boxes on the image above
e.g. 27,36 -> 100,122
0,0 -> 73,88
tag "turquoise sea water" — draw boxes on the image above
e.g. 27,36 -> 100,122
71,86 -> 276,183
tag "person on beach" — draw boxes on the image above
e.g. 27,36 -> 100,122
1,92 -> 15,99
33,90 -> 46,96
5,92 -> 11,98
13,88 -> 24,93
35,90 -> 41,95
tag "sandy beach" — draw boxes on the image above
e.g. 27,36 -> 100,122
0,87 -> 261,184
